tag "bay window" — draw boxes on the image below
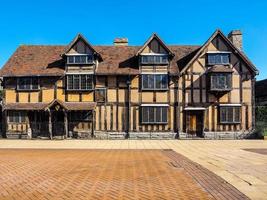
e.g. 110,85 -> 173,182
210,73 -> 232,91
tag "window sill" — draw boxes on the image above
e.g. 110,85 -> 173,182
207,63 -> 230,66
140,63 -> 169,65
141,122 -> 168,125
66,89 -> 94,92
141,88 -> 169,91
210,89 -> 232,92
219,122 -> 241,125
67,62 -> 95,65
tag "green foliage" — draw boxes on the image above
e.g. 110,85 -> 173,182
256,106 -> 267,137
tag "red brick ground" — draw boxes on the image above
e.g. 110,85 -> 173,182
0,149 -> 248,200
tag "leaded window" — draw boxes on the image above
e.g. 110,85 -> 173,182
141,55 -> 168,64
207,53 -> 230,65
220,106 -> 241,124
8,111 -> 26,123
69,111 -> 92,122
210,73 -> 232,91
67,55 -> 94,64
142,74 -> 168,90
141,106 -> 168,124
17,77 -> 39,90
66,74 -> 93,90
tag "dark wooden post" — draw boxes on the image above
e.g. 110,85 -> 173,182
91,110 -> 95,138
48,110 -> 52,139
64,111 -> 68,139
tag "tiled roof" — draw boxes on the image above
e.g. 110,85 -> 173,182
0,45 -> 200,76
0,45 -> 66,77
4,101 -> 96,111
3,103 -> 48,110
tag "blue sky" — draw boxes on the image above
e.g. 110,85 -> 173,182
0,0 -> 266,80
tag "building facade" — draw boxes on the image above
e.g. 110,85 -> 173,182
0,29 -> 258,139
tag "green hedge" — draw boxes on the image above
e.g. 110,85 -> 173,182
256,106 -> 267,136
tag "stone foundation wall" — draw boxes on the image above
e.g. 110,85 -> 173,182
129,132 -> 176,139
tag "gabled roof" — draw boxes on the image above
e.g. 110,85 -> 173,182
180,29 -> 258,75
62,33 -> 103,61
136,33 -> 175,57
45,99 -> 96,111
0,45 -> 199,76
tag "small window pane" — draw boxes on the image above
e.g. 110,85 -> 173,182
162,107 -> 167,123
68,56 -> 74,63
81,75 -> 87,90
32,78 -> 38,89
73,75 -> 80,89
220,107 -> 227,122
234,107 -> 240,122
155,75 -> 162,89
155,107 -> 161,122
142,107 -> 149,123
142,75 -> 149,89
67,76 -> 73,90
75,56 -> 81,63
148,75 -> 154,89
80,56 -> 86,63
148,107 -> 155,123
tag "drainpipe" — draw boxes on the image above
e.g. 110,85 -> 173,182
126,76 -> 131,138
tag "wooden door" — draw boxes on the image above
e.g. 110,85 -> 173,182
188,115 -> 197,135
187,111 -> 204,137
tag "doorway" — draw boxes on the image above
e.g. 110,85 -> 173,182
186,110 -> 204,137
52,111 -> 65,137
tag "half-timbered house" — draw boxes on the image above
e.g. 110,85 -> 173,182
0,29 -> 258,139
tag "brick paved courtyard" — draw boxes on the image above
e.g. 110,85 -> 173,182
0,149 -> 249,200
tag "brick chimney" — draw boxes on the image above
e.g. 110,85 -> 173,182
228,30 -> 243,51
113,38 -> 128,46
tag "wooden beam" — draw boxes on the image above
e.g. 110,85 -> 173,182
64,111 -> 68,139
48,110 -> 52,139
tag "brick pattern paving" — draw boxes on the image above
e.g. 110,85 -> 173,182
243,148 -> 267,155
0,149 -> 248,200
163,149 -> 250,200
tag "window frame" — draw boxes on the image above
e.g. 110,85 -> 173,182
66,74 -> 93,91
69,111 -> 92,122
140,55 -> 169,65
209,73 -> 232,91
8,111 -> 27,123
141,74 -> 168,91
207,53 -> 230,65
141,106 -> 168,124
66,55 -> 94,65
17,77 -> 39,91
219,106 -> 241,124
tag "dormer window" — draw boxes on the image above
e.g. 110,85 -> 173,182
140,55 -> 168,64
67,54 -> 94,64
207,52 -> 230,65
